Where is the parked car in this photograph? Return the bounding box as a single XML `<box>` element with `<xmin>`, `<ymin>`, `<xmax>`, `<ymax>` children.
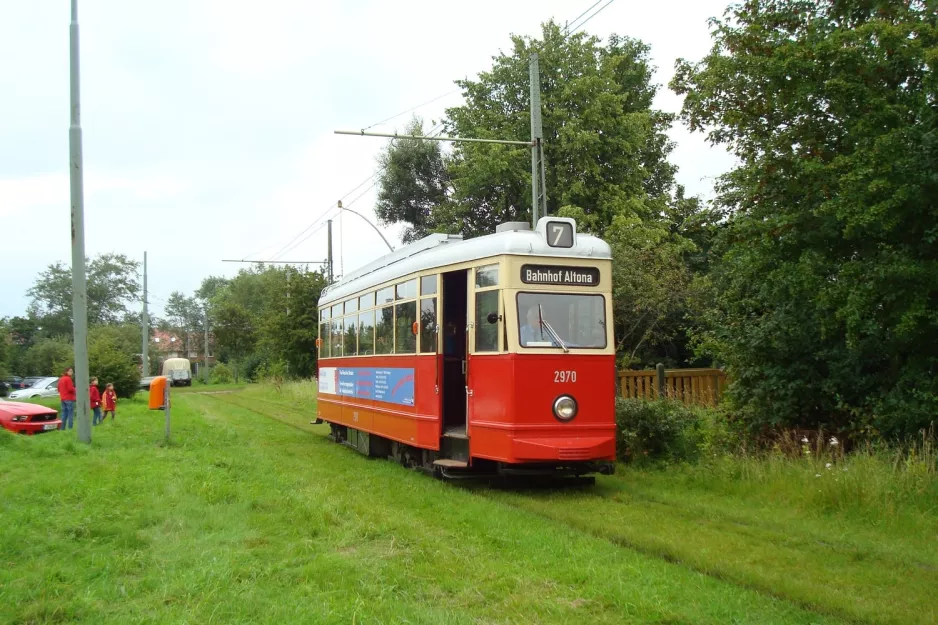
<box><xmin>0</xmin><ymin>381</ymin><xmax>9</xmax><ymax>397</ymax></box>
<box><xmin>22</xmin><ymin>376</ymin><xmax>44</xmax><ymax>388</ymax></box>
<box><xmin>7</xmin><ymin>377</ymin><xmax>60</xmax><ymax>400</ymax></box>
<box><xmin>140</xmin><ymin>376</ymin><xmax>157</xmax><ymax>390</ymax></box>
<box><xmin>3</xmin><ymin>377</ymin><xmax>28</xmax><ymax>391</ymax></box>
<box><xmin>0</xmin><ymin>400</ymin><xmax>61</xmax><ymax>434</ymax></box>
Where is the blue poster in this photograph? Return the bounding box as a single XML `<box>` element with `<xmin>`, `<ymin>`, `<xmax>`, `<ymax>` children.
<box><xmin>334</xmin><ymin>367</ymin><xmax>414</xmax><ymax>406</ymax></box>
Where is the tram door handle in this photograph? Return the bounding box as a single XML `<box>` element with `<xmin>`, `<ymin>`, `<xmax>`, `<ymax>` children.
<box><xmin>461</xmin><ymin>360</ymin><xmax>466</xmax><ymax>375</ymax></box>
<box><xmin>465</xmin><ymin>387</ymin><xmax>473</xmax><ymax>397</ymax></box>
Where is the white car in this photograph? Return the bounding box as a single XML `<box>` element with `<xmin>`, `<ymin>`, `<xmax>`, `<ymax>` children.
<box><xmin>7</xmin><ymin>377</ymin><xmax>60</xmax><ymax>400</ymax></box>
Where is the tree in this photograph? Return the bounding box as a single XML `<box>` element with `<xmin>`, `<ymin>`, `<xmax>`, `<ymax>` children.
<box><xmin>672</xmin><ymin>0</ymin><xmax>938</xmax><ymax>436</ymax></box>
<box><xmin>376</xmin><ymin>117</ymin><xmax>452</xmax><ymax>243</ymax></box>
<box><xmin>27</xmin><ymin>253</ymin><xmax>140</xmax><ymax>335</ymax></box>
<box><xmin>88</xmin><ymin>333</ymin><xmax>140</xmax><ymax>399</ymax></box>
<box><xmin>211</xmin><ymin>301</ymin><xmax>256</xmax><ymax>382</ymax></box>
<box><xmin>377</xmin><ymin>21</ymin><xmax>680</xmax><ymax>240</ymax></box>
<box><xmin>259</xmin><ymin>268</ymin><xmax>327</xmax><ymax>377</ymax></box>
<box><xmin>23</xmin><ymin>337</ymin><xmax>72</xmax><ymax>377</ymax></box>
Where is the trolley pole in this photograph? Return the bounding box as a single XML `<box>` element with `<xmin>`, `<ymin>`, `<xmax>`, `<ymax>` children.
<box><xmin>69</xmin><ymin>0</ymin><xmax>91</xmax><ymax>444</ymax></box>
<box><xmin>141</xmin><ymin>251</ymin><xmax>149</xmax><ymax>376</ymax></box>
<box><xmin>529</xmin><ymin>53</ymin><xmax>547</xmax><ymax>227</ymax></box>
<box><xmin>327</xmin><ymin>219</ymin><xmax>334</xmax><ymax>284</ymax></box>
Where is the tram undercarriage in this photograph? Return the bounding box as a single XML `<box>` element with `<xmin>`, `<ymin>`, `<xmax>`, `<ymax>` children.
<box><xmin>326</xmin><ymin>422</ymin><xmax>615</xmax><ymax>482</ymax></box>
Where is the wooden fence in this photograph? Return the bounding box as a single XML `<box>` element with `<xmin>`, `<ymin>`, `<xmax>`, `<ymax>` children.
<box><xmin>618</xmin><ymin>367</ymin><xmax>727</xmax><ymax>407</ymax></box>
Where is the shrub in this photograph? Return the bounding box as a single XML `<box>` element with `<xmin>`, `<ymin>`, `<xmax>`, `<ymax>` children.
<box><xmin>88</xmin><ymin>336</ymin><xmax>140</xmax><ymax>399</ymax></box>
<box><xmin>615</xmin><ymin>398</ymin><xmax>737</xmax><ymax>464</ymax></box>
<box><xmin>210</xmin><ymin>362</ymin><xmax>234</xmax><ymax>384</ymax></box>
<box><xmin>23</xmin><ymin>337</ymin><xmax>73</xmax><ymax>376</ymax></box>
<box><xmin>257</xmin><ymin>360</ymin><xmax>287</xmax><ymax>393</ymax></box>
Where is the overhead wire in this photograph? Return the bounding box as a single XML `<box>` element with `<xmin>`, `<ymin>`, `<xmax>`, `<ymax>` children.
<box><xmin>274</xmin><ymin>178</ymin><xmax>380</xmax><ymax>262</ymax></box>
<box><xmin>360</xmin><ymin>90</ymin><xmax>460</xmax><ymax>132</ymax></box>
<box><xmin>568</xmin><ymin>0</ymin><xmax>617</xmax><ymax>34</ymax></box>
<box><xmin>564</xmin><ymin>0</ymin><xmax>604</xmax><ymax>33</ymax></box>
<box><xmin>264</xmin><ymin>172</ymin><xmax>378</xmax><ymax>262</ymax></box>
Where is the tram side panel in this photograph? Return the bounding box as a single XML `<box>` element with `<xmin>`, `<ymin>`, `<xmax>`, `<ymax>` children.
<box><xmin>318</xmin><ymin>355</ymin><xmax>441</xmax><ymax>451</ymax></box>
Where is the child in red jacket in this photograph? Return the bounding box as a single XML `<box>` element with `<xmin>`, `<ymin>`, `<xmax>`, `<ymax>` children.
<box><xmin>102</xmin><ymin>383</ymin><xmax>118</xmax><ymax>421</ymax></box>
<box><xmin>90</xmin><ymin>377</ymin><xmax>102</xmax><ymax>425</ymax></box>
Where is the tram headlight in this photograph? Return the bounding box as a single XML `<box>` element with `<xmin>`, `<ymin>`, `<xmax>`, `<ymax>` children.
<box><xmin>552</xmin><ymin>395</ymin><xmax>578</xmax><ymax>421</ymax></box>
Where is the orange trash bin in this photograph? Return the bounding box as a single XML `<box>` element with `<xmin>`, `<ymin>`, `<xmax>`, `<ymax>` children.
<box><xmin>148</xmin><ymin>376</ymin><xmax>168</xmax><ymax>409</ymax></box>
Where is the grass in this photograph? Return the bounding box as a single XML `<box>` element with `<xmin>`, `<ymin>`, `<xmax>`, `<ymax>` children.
<box><xmin>0</xmin><ymin>383</ymin><xmax>933</xmax><ymax>624</ymax></box>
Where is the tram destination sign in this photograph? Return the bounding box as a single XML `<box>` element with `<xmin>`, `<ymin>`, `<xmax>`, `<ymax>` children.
<box><xmin>521</xmin><ymin>264</ymin><xmax>600</xmax><ymax>287</ymax></box>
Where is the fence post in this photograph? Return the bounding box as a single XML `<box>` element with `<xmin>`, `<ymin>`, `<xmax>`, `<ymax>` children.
<box><xmin>656</xmin><ymin>363</ymin><xmax>665</xmax><ymax>399</ymax></box>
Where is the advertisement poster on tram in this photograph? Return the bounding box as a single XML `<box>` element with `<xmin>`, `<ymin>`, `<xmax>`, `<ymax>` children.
<box><xmin>320</xmin><ymin>367</ymin><xmax>414</xmax><ymax>406</ymax></box>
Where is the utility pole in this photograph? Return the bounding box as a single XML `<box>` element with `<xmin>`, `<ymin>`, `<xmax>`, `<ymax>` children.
<box><xmin>141</xmin><ymin>251</ymin><xmax>149</xmax><ymax>376</ymax></box>
<box><xmin>327</xmin><ymin>219</ymin><xmax>334</xmax><ymax>284</ymax></box>
<box><xmin>203</xmin><ymin>307</ymin><xmax>210</xmax><ymax>383</ymax></box>
<box><xmin>529</xmin><ymin>53</ymin><xmax>547</xmax><ymax>226</ymax></box>
<box><xmin>69</xmin><ymin>0</ymin><xmax>91</xmax><ymax>444</ymax></box>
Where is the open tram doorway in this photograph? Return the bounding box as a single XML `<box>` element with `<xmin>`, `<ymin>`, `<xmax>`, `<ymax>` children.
<box><xmin>441</xmin><ymin>269</ymin><xmax>468</xmax><ymax>437</ymax></box>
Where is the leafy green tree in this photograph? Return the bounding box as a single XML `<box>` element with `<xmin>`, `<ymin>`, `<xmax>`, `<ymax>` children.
<box><xmin>88</xmin><ymin>333</ymin><xmax>140</xmax><ymax>399</ymax></box>
<box><xmin>376</xmin><ymin>117</ymin><xmax>452</xmax><ymax>243</ymax></box>
<box><xmin>259</xmin><ymin>267</ymin><xmax>327</xmax><ymax>378</ymax></box>
<box><xmin>27</xmin><ymin>253</ymin><xmax>140</xmax><ymax>336</ymax></box>
<box><xmin>672</xmin><ymin>0</ymin><xmax>938</xmax><ymax>436</ymax></box>
<box><xmin>377</xmin><ymin>21</ymin><xmax>680</xmax><ymax>239</ymax></box>
<box><xmin>23</xmin><ymin>337</ymin><xmax>73</xmax><ymax>377</ymax></box>
<box><xmin>212</xmin><ymin>301</ymin><xmax>256</xmax><ymax>382</ymax></box>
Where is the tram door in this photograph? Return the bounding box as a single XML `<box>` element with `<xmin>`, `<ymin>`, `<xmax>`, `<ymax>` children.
<box><xmin>440</xmin><ymin>269</ymin><xmax>468</xmax><ymax>436</ymax></box>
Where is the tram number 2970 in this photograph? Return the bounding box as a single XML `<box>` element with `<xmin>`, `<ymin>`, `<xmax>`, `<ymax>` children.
<box><xmin>554</xmin><ymin>370</ymin><xmax>577</xmax><ymax>383</ymax></box>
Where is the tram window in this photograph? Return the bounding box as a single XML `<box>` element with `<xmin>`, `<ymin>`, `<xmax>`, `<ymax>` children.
<box><xmin>517</xmin><ymin>292</ymin><xmax>606</xmax><ymax>349</ymax></box>
<box><xmin>420</xmin><ymin>298</ymin><xmax>437</xmax><ymax>353</ymax></box>
<box><xmin>420</xmin><ymin>275</ymin><xmax>437</xmax><ymax>296</ymax></box>
<box><xmin>343</xmin><ymin>317</ymin><xmax>358</xmax><ymax>356</ymax></box>
<box><xmin>319</xmin><ymin>322</ymin><xmax>331</xmax><ymax>358</ymax></box>
<box><xmin>396</xmin><ymin>279</ymin><xmax>417</xmax><ymax>300</ymax></box>
<box><xmin>360</xmin><ymin>291</ymin><xmax>375</xmax><ymax>310</ymax></box>
<box><xmin>331</xmin><ymin>318</ymin><xmax>344</xmax><ymax>357</ymax></box>
<box><xmin>358</xmin><ymin>310</ymin><xmax>375</xmax><ymax>355</ymax></box>
<box><xmin>344</xmin><ymin>298</ymin><xmax>358</xmax><ymax>314</ymax></box>
<box><xmin>377</xmin><ymin>286</ymin><xmax>394</xmax><ymax>305</ymax></box>
<box><xmin>475</xmin><ymin>290</ymin><xmax>499</xmax><ymax>352</ymax></box>
<box><xmin>475</xmin><ymin>264</ymin><xmax>499</xmax><ymax>288</ymax></box>
<box><xmin>375</xmin><ymin>306</ymin><xmax>394</xmax><ymax>355</ymax></box>
<box><xmin>395</xmin><ymin>301</ymin><xmax>417</xmax><ymax>354</ymax></box>
<box><xmin>331</xmin><ymin>304</ymin><xmax>342</xmax><ymax>320</ymax></box>
<box><xmin>320</xmin><ymin>307</ymin><xmax>331</xmax><ymax>321</ymax></box>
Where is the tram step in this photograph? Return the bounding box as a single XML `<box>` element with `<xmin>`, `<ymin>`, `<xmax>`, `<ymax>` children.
<box><xmin>433</xmin><ymin>459</ymin><xmax>469</xmax><ymax>468</ymax></box>
<box><xmin>442</xmin><ymin>427</ymin><xmax>468</xmax><ymax>440</ymax></box>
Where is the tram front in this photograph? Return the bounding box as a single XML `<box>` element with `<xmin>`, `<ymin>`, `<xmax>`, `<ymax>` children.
<box><xmin>466</xmin><ymin>217</ymin><xmax>616</xmax><ymax>476</ymax></box>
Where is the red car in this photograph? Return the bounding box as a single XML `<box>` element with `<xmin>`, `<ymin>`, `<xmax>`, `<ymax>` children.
<box><xmin>0</xmin><ymin>400</ymin><xmax>61</xmax><ymax>435</ymax></box>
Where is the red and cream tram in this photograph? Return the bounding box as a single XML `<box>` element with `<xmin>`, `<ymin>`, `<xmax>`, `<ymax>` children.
<box><xmin>316</xmin><ymin>217</ymin><xmax>615</xmax><ymax>477</ymax></box>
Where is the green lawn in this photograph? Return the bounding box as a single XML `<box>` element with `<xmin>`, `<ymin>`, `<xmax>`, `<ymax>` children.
<box><xmin>0</xmin><ymin>384</ymin><xmax>933</xmax><ymax>624</ymax></box>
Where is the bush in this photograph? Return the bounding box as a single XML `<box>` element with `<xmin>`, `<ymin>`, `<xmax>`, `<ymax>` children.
<box><xmin>23</xmin><ymin>337</ymin><xmax>73</xmax><ymax>376</ymax></box>
<box><xmin>88</xmin><ymin>336</ymin><xmax>140</xmax><ymax>399</ymax></box>
<box><xmin>210</xmin><ymin>362</ymin><xmax>234</xmax><ymax>384</ymax></box>
<box><xmin>257</xmin><ymin>360</ymin><xmax>287</xmax><ymax>393</ymax></box>
<box><xmin>615</xmin><ymin>398</ymin><xmax>737</xmax><ymax>464</ymax></box>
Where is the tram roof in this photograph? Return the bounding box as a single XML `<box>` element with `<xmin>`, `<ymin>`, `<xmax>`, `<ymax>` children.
<box><xmin>319</xmin><ymin>217</ymin><xmax>612</xmax><ymax>306</ymax></box>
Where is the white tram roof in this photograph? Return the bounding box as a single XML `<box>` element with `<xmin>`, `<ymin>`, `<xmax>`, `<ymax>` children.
<box><xmin>320</xmin><ymin>217</ymin><xmax>612</xmax><ymax>306</ymax></box>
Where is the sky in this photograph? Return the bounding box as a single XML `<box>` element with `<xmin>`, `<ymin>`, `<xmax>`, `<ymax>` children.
<box><xmin>0</xmin><ymin>0</ymin><xmax>736</xmax><ymax>320</ymax></box>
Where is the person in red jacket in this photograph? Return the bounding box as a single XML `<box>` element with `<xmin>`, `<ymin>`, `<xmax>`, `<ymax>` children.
<box><xmin>57</xmin><ymin>367</ymin><xmax>76</xmax><ymax>430</ymax></box>
<box><xmin>90</xmin><ymin>377</ymin><xmax>102</xmax><ymax>426</ymax></box>
<box><xmin>102</xmin><ymin>383</ymin><xmax>118</xmax><ymax>421</ymax></box>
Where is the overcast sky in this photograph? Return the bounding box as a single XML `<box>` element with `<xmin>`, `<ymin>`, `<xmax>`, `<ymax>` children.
<box><xmin>0</xmin><ymin>0</ymin><xmax>735</xmax><ymax>320</ymax></box>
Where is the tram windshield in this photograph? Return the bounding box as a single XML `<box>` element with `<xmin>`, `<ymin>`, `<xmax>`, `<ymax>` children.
<box><xmin>517</xmin><ymin>292</ymin><xmax>606</xmax><ymax>349</ymax></box>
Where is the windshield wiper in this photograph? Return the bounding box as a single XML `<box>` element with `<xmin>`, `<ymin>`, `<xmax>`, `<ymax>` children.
<box><xmin>538</xmin><ymin>304</ymin><xmax>569</xmax><ymax>353</ymax></box>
